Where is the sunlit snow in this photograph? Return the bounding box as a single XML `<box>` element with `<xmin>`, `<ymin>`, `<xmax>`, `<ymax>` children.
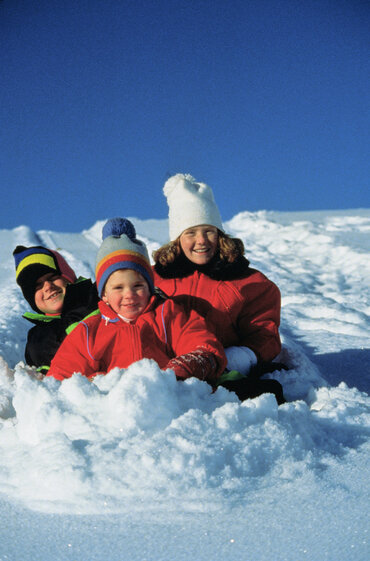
<box><xmin>0</xmin><ymin>209</ymin><xmax>369</xmax><ymax>561</ymax></box>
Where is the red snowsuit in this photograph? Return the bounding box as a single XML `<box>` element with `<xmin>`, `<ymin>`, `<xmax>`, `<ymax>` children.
<box><xmin>153</xmin><ymin>257</ymin><xmax>281</xmax><ymax>363</ymax></box>
<box><xmin>47</xmin><ymin>293</ymin><xmax>226</xmax><ymax>382</ymax></box>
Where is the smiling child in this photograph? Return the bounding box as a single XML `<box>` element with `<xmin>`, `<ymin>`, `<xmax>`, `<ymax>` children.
<box><xmin>13</xmin><ymin>245</ymin><xmax>99</xmax><ymax>374</ymax></box>
<box><xmin>47</xmin><ymin>218</ymin><xmax>226</xmax><ymax>383</ymax></box>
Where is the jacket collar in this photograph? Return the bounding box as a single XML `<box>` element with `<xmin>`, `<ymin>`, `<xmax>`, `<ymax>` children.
<box><xmin>23</xmin><ymin>311</ymin><xmax>60</xmax><ymax>325</ymax></box>
<box><xmin>154</xmin><ymin>253</ymin><xmax>252</xmax><ymax>281</ymax></box>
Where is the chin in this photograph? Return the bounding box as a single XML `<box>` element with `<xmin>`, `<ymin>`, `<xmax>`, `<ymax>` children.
<box><xmin>122</xmin><ymin>309</ymin><xmax>141</xmax><ymax>319</ymax></box>
<box><xmin>192</xmin><ymin>256</ymin><xmax>211</xmax><ymax>265</ymax></box>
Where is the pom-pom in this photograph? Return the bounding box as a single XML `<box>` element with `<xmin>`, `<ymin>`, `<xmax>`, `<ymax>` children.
<box><xmin>163</xmin><ymin>173</ymin><xmax>196</xmax><ymax>198</ymax></box>
<box><xmin>13</xmin><ymin>245</ymin><xmax>28</xmax><ymax>256</ymax></box>
<box><xmin>102</xmin><ymin>218</ymin><xmax>136</xmax><ymax>240</ymax></box>
<box><xmin>163</xmin><ymin>173</ymin><xmax>215</xmax><ymax>202</ymax></box>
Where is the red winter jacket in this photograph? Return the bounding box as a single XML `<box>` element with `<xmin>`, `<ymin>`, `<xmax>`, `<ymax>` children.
<box><xmin>47</xmin><ymin>293</ymin><xmax>226</xmax><ymax>382</ymax></box>
<box><xmin>153</xmin><ymin>255</ymin><xmax>281</xmax><ymax>362</ymax></box>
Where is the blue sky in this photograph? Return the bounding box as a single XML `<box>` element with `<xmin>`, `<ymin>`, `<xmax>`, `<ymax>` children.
<box><xmin>1</xmin><ymin>0</ymin><xmax>369</xmax><ymax>233</ymax></box>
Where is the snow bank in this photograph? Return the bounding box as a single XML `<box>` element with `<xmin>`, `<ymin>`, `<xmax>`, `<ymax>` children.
<box><xmin>0</xmin><ymin>210</ymin><xmax>369</xmax><ymax>560</ymax></box>
<box><xmin>0</xmin><ymin>348</ymin><xmax>368</xmax><ymax>515</ymax></box>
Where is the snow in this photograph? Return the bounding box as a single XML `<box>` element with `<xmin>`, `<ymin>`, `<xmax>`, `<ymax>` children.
<box><xmin>0</xmin><ymin>209</ymin><xmax>369</xmax><ymax>561</ymax></box>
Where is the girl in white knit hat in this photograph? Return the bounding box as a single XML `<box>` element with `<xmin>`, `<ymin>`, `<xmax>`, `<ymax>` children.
<box><xmin>153</xmin><ymin>173</ymin><xmax>287</xmax><ymax>404</ymax></box>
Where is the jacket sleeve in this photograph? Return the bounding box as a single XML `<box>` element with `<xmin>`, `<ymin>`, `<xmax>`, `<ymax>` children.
<box><xmin>237</xmin><ymin>274</ymin><xmax>281</xmax><ymax>362</ymax></box>
<box><xmin>47</xmin><ymin>320</ymin><xmax>100</xmax><ymax>381</ymax></box>
<box><xmin>163</xmin><ymin>300</ymin><xmax>227</xmax><ymax>382</ymax></box>
<box><xmin>25</xmin><ymin>322</ymin><xmax>65</xmax><ymax>371</ymax></box>
<box><xmin>60</xmin><ymin>279</ymin><xmax>99</xmax><ymax>331</ymax></box>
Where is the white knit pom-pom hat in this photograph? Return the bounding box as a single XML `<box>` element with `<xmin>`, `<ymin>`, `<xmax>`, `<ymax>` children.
<box><xmin>163</xmin><ymin>173</ymin><xmax>224</xmax><ymax>241</ymax></box>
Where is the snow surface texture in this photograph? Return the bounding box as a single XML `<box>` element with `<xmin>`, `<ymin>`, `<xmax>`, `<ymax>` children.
<box><xmin>0</xmin><ymin>210</ymin><xmax>369</xmax><ymax>561</ymax></box>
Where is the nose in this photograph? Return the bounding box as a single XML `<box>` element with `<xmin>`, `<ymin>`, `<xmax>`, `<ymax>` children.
<box><xmin>123</xmin><ymin>287</ymin><xmax>135</xmax><ymax>298</ymax></box>
<box><xmin>195</xmin><ymin>232</ymin><xmax>207</xmax><ymax>245</ymax></box>
<box><xmin>42</xmin><ymin>278</ymin><xmax>58</xmax><ymax>292</ymax></box>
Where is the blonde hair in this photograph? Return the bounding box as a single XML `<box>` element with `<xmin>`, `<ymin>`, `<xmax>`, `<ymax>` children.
<box><xmin>153</xmin><ymin>230</ymin><xmax>245</xmax><ymax>266</ymax></box>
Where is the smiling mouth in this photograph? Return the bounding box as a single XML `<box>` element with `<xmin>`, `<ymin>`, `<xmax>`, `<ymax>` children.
<box><xmin>46</xmin><ymin>290</ymin><xmax>63</xmax><ymax>301</ymax></box>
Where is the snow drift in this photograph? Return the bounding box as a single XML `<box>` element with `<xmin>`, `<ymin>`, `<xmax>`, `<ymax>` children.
<box><xmin>0</xmin><ymin>209</ymin><xmax>369</xmax><ymax>561</ymax></box>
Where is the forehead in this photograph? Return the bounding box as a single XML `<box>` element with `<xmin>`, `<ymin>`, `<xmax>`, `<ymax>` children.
<box><xmin>107</xmin><ymin>269</ymin><xmax>147</xmax><ymax>284</ymax></box>
<box><xmin>181</xmin><ymin>224</ymin><xmax>218</xmax><ymax>234</ymax></box>
<box><xmin>36</xmin><ymin>271</ymin><xmax>60</xmax><ymax>283</ymax></box>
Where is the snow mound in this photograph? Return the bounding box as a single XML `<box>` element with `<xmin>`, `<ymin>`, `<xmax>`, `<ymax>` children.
<box><xmin>0</xmin><ymin>348</ymin><xmax>368</xmax><ymax>515</ymax></box>
<box><xmin>0</xmin><ymin>210</ymin><xmax>369</xmax><ymax>561</ymax></box>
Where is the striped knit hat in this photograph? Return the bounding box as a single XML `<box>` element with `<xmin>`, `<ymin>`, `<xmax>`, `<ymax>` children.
<box><xmin>13</xmin><ymin>245</ymin><xmax>77</xmax><ymax>312</ymax></box>
<box><xmin>95</xmin><ymin>218</ymin><xmax>154</xmax><ymax>297</ymax></box>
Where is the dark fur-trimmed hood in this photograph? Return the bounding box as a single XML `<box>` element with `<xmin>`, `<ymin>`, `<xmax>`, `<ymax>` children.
<box><xmin>154</xmin><ymin>253</ymin><xmax>252</xmax><ymax>281</ymax></box>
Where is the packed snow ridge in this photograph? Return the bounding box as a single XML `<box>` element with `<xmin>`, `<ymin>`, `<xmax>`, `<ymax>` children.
<box><xmin>0</xmin><ymin>210</ymin><xmax>369</xmax><ymax>535</ymax></box>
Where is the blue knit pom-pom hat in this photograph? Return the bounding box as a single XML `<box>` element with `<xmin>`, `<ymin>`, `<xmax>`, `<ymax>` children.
<box><xmin>95</xmin><ymin>218</ymin><xmax>154</xmax><ymax>297</ymax></box>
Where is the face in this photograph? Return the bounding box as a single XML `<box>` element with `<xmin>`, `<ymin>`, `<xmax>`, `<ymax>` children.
<box><xmin>34</xmin><ymin>272</ymin><xmax>68</xmax><ymax>314</ymax></box>
<box><xmin>102</xmin><ymin>269</ymin><xmax>151</xmax><ymax>320</ymax></box>
<box><xmin>179</xmin><ymin>224</ymin><xmax>219</xmax><ymax>265</ymax></box>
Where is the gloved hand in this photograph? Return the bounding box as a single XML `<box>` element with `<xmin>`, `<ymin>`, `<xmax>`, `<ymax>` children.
<box><xmin>220</xmin><ymin>377</ymin><xmax>286</xmax><ymax>405</ymax></box>
<box><xmin>167</xmin><ymin>348</ymin><xmax>218</xmax><ymax>382</ymax></box>
<box><xmin>250</xmin><ymin>361</ymin><xmax>289</xmax><ymax>379</ymax></box>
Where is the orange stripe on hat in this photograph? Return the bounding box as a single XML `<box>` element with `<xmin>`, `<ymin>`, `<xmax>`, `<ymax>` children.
<box><xmin>96</xmin><ymin>250</ymin><xmax>152</xmax><ymax>284</ymax></box>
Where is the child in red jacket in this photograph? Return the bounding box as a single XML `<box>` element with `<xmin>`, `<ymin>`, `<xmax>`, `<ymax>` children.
<box><xmin>48</xmin><ymin>218</ymin><xmax>226</xmax><ymax>383</ymax></box>
<box><xmin>153</xmin><ymin>173</ymin><xmax>286</xmax><ymax>404</ymax></box>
